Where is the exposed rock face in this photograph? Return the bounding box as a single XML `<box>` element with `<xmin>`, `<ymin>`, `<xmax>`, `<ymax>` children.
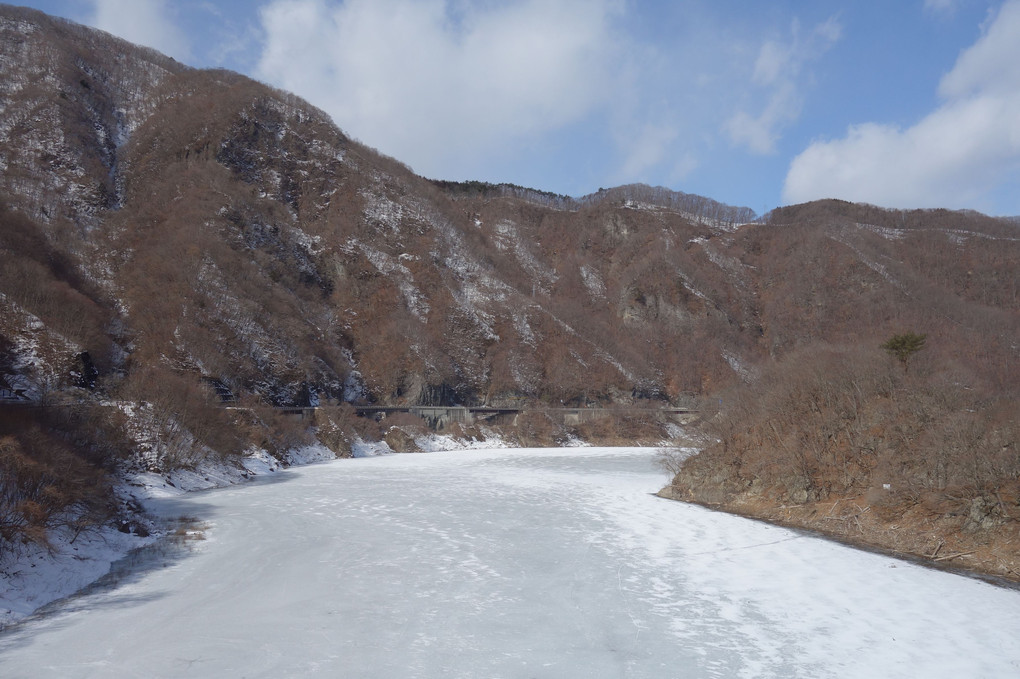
<box><xmin>383</xmin><ymin>427</ymin><xmax>421</xmax><ymax>453</ymax></box>
<box><xmin>963</xmin><ymin>497</ymin><xmax>1006</xmax><ymax>534</ymax></box>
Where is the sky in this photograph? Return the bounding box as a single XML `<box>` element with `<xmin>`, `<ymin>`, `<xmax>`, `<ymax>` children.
<box><xmin>14</xmin><ymin>0</ymin><xmax>1020</xmax><ymax>216</ymax></box>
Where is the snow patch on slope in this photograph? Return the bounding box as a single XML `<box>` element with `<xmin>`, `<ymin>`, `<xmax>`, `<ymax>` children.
<box><xmin>493</xmin><ymin>220</ymin><xmax>557</xmax><ymax>291</ymax></box>
<box><xmin>828</xmin><ymin>230</ymin><xmax>905</xmax><ymax>290</ymax></box>
<box><xmin>855</xmin><ymin>223</ymin><xmax>907</xmax><ymax>240</ymax></box>
<box><xmin>580</xmin><ymin>265</ymin><xmax>607</xmax><ymax>300</ymax></box>
<box><xmin>0</xmin><ymin>292</ymin><xmax>80</xmax><ymax>400</ymax></box>
<box><xmin>722</xmin><ymin>350</ymin><xmax>757</xmax><ymax>383</ymax></box>
<box><xmin>538</xmin><ymin>308</ymin><xmax>636</xmax><ymax>382</ymax></box>
<box><xmin>678</xmin><ymin>271</ymin><xmax>713</xmax><ymax>304</ymax></box>
<box><xmin>692</xmin><ymin>237</ymin><xmax>752</xmax><ymax>288</ymax></box>
<box><xmin>359</xmin><ymin>243</ymin><xmax>430</xmax><ymax>321</ymax></box>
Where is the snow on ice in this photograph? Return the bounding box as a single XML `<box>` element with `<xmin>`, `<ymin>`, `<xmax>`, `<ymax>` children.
<box><xmin>1</xmin><ymin>446</ymin><xmax>1018</xmax><ymax>678</ymax></box>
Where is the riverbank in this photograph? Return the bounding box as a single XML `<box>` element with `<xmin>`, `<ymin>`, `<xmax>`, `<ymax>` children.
<box><xmin>0</xmin><ymin>444</ymin><xmax>336</xmax><ymax>630</ymax></box>
<box><xmin>656</xmin><ymin>485</ymin><xmax>1020</xmax><ymax>586</ymax></box>
<box><xmin>0</xmin><ymin>428</ymin><xmax>520</xmax><ymax>630</ymax></box>
<box><xmin>4</xmin><ymin>446</ymin><xmax>1018</xmax><ymax>678</ymax></box>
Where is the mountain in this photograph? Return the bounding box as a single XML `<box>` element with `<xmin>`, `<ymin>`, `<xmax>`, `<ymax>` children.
<box><xmin>0</xmin><ymin>4</ymin><xmax>771</xmax><ymax>420</ymax></box>
<box><xmin>1</xmin><ymin>5</ymin><xmax>1017</xmax><ymax>578</ymax></box>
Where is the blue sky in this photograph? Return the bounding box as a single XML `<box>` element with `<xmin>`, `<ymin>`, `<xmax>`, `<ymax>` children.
<box><xmin>15</xmin><ymin>0</ymin><xmax>1020</xmax><ymax>216</ymax></box>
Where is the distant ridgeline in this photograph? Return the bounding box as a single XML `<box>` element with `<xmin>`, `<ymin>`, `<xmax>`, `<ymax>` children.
<box><xmin>430</xmin><ymin>180</ymin><xmax>757</xmax><ymax>226</ymax></box>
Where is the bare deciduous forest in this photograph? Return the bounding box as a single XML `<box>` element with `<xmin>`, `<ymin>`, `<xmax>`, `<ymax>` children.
<box><xmin>0</xmin><ymin>6</ymin><xmax>1017</xmax><ymax>578</ymax></box>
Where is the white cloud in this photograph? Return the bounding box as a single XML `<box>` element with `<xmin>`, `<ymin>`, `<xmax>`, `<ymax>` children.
<box><xmin>924</xmin><ymin>0</ymin><xmax>960</xmax><ymax>16</ymax></box>
<box><xmin>88</xmin><ymin>0</ymin><xmax>190</xmax><ymax>61</ymax></box>
<box><xmin>255</xmin><ymin>0</ymin><xmax>622</xmax><ymax>179</ymax></box>
<box><xmin>938</xmin><ymin>2</ymin><xmax>1020</xmax><ymax>98</ymax></box>
<box><xmin>725</xmin><ymin>17</ymin><xmax>841</xmax><ymax>155</ymax></box>
<box><xmin>783</xmin><ymin>0</ymin><xmax>1020</xmax><ymax>211</ymax></box>
<box><xmin>613</xmin><ymin>122</ymin><xmax>680</xmax><ymax>182</ymax></box>
<box><xmin>725</xmin><ymin>82</ymin><xmax>799</xmax><ymax>155</ymax></box>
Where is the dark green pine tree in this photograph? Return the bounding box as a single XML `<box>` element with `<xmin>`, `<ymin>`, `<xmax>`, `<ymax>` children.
<box><xmin>881</xmin><ymin>332</ymin><xmax>927</xmax><ymax>374</ymax></box>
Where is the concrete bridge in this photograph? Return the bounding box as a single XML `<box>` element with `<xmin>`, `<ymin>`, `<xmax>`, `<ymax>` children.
<box><xmin>352</xmin><ymin>405</ymin><xmax>520</xmax><ymax>429</ymax></box>
<box><xmin>273</xmin><ymin>405</ymin><xmax>697</xmax><ymax>430</ymax></box>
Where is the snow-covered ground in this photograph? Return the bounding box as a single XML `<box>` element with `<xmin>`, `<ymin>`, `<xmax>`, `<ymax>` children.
<box><xmin>1</xmin><ymin>447</ymin><xmax>1018</xmax><ymax>678</ymax></box>
<box><xmin>0</xmin><ymin>444</ymin><xmax>336</xmax><ymax>629</ymax></box>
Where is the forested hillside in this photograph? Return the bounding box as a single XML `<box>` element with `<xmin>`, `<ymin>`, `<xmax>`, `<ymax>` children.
<box><xmin>1</xmin><ymin>5</ymin><xmax>1017</xmax><ymax>577</ymax></box>
<box><xmin>660</xmin><ymin>201</ymin><xmax>1019</xmax><ymax>578</ymax></box>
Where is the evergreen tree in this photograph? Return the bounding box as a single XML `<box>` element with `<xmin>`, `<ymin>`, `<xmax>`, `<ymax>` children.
<box><xmin>881</xmin><ymin>333</ymin><xmax>927</xmax><ymax>374</ymax></box>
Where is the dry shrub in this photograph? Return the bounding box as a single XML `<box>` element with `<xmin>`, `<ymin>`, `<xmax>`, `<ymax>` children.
<box><xmin>379</xmin><ymin>413</ymin><xmax>430</xmax><ymax>452</ymax></box>
<box><xmin>37</xmin><ymin>403</ymin><xmax>134</xmax><ymax>467</ymax></box>
<box><xmin>315</xmin><ymin>409</ymin><xmax>355</xmax><ymax>458</ymax></box>
<box><xmin>655</xmin><ymin>447</ymin><xmax>692</xmax><ymax>477</ymax></box>
<box><xmin>0</xmin><ymin>422</ymin><xmax>114</xmax><ymax>559</ymax></box>
<box><xmin>349</xmin><ymin>411</ymin><xmax>384</xmax><ymax>442</ymax></box>
<box><xmin>120</xmin><ymin>368</ymin><xmax>246</xmax><ymax>469</ymax></box>
<box><xmin>514</xmin><ymin>411</ymin><xmax>559</xmax><ymax>447</ymax></box>
<box><xmin>310</xmin><ymin>404</ymin><xmax>391</xmax><ymax>457</ymax></box>
<box><xmin>574</xmin><ymin>410</ymin><xmax>666</xmax><ymax>446</ymax></box>
<box><xmin>442</xmin><ymin>421</ymin><xmax>485</xmax><ymax>442</ymax></box>
<box><xmin>383</xmin><ymin>427</ymin><xmax>420</xmax><ymax>453</ymax></box>
<box><xmin>261</xmin><ymin>411</ymin><xmax>315</xmax><ymax>460</ymax></box>
<box><xmin>680</xmin><ymin>342</ymin><xmax>1019</xmax><ymax>510</ymax></box>
<box><xmin>0</xmin><ymin>206</ymin><xmax>116</xmax><ymax>372</ymax></box>
<box><xmin>380</xmin><ymin>411</ymin><xmax>430</xmax><ymax>432</ymax></box>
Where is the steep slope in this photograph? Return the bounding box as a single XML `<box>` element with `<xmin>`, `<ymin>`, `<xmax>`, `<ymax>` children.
<box><xmin>0</xmin><ymin>5</ymin><xmax>762</xmax><ymax>413</ymax></box>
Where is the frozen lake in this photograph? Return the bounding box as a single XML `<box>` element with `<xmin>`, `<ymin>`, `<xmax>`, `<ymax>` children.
<box><xmin>1</xmin><ymin>447</ymin><xmax>1018</xmax><ymax>678</ymax></box>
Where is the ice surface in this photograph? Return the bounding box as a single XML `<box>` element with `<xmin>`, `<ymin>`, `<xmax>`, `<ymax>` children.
<box><xmin>1</xmin><ymin>447</ymin><xmax>1018</xmax><ymax>678</ymax></box>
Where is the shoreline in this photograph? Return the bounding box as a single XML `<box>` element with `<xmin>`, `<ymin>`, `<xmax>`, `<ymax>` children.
<box><xmin>0</xmin><ymin>432</ymin><xmax>506</xmax><ymax>630</ymax></box>
<box><xmin>0</xmin><ymin>444</ymin><xmax>338</xmax><ymax>631</ymax></box>
<box><xmin>655</xmin><ymin>486</ymin><xmax>1020</xmax><ymax>588</ymax></box>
